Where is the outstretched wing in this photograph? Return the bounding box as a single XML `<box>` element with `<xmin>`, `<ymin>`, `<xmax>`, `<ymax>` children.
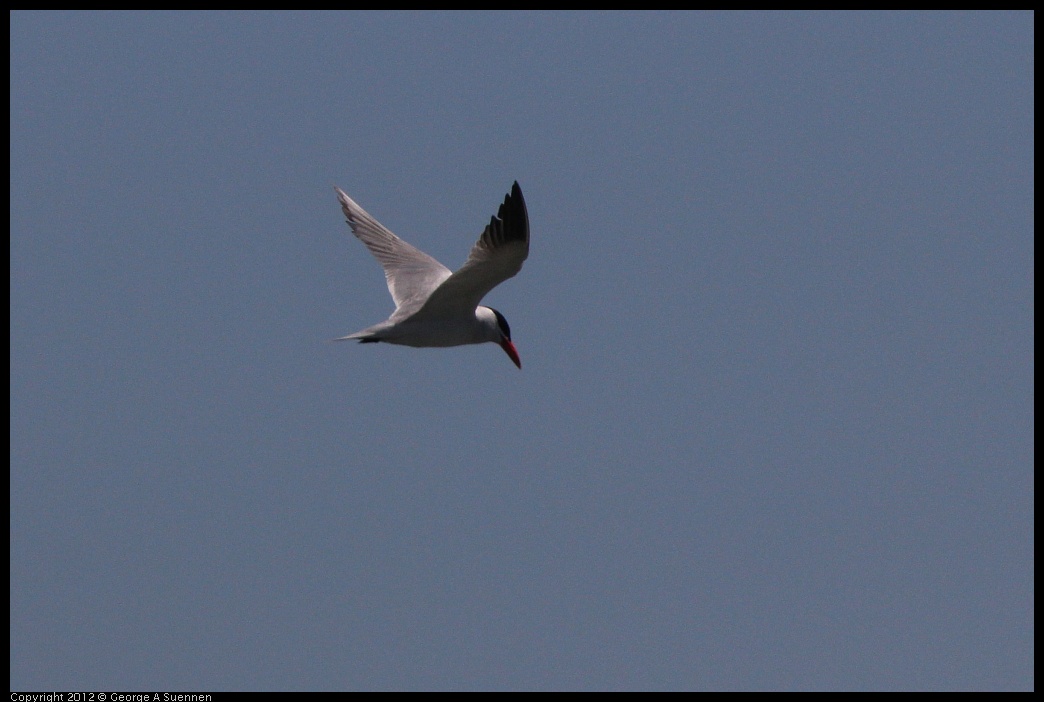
<box><xmin>335</xmin><ymin>186</ymin><xmax>452</xmax><ymax>314</ymax></box>
<box><xmin>417</xmin><ymin>182</ymin><xmax>529</xmax><ymax>316</ymax></box>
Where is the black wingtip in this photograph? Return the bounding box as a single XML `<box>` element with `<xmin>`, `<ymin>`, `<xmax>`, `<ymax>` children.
<box><xmin>494</xmin><ymin>181</ymin><xmax>529</xmax><ymax>244</ymax></box>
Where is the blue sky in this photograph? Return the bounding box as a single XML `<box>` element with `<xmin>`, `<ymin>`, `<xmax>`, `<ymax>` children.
<box><xmin>10</xmin><ymin>11</ymin><xmax>1033</xmax><ymax>691</ymax></box>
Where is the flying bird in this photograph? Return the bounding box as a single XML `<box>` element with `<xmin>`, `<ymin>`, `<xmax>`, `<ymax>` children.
<box><xmin>333</xmin><ymin>182</ymin><xmax>529</xmax><ymax>368</ymax></box>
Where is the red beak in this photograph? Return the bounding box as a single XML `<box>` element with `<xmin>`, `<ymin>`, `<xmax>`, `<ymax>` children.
<box><xmin>500</xmin><ymin>338</ymin><xmax>522</xmax><ymax>369</ymax></box>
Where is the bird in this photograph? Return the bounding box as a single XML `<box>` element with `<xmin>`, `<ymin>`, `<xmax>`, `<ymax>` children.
<box><xmin>333</xmin><ymin>181</ymin><xmax>529</xmax><ymax>368</ymax></box>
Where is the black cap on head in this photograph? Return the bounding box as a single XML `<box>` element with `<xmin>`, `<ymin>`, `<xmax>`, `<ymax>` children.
<box><xmin>490</xmin><ymin>308</ymin><xmax>511</xmax><ymax>340</ymax></box>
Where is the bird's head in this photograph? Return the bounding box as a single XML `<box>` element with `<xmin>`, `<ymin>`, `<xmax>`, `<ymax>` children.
<box><xmin>479</xmin><ymin>306</ymin><xmax>521</xmax><ymax>369</ymax></box>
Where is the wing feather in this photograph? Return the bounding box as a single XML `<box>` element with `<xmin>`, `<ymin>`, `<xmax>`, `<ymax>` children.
<box><xmin>334</xmin><ymin>186</ymin><xmax>451</xmax><ymax>313</ymax></box>
<box><xmin>418</xmin><ymin>182</ymin><xmax>529</xmax><ymax>316</ymax></box>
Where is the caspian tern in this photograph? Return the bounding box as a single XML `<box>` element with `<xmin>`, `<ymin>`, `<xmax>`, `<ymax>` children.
<box><xmin>333</xmin><ymin>182</ymin><xmax>529</xmax><ymax>368</ymax></box>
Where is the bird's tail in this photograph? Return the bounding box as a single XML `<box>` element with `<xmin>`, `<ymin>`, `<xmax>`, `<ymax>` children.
<box><xmin>334</xmin><ymin>334</ymin><xmax>380</xmax><ymax>343</ymax></box>
<box><xmin>334</xmin><ymin>323</ymin><xmax>388</xmax><ymax>343</ymax></box>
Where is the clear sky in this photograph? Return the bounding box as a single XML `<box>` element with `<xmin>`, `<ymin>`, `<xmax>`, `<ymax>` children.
<box><xmin>10</xmin><ymin>11</ymin><xmax>1033</xmax><ymax>691</ymax></box>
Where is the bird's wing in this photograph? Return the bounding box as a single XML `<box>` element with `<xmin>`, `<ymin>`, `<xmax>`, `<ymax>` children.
<box><xmin>335</xmin><ymin>186</ymin><xmax>452</xmax><ymax>313</ymax></box>
<box><xmin>417</xmin><ymin>182</ymin><xmax>529</xmax><ymax>317</ymax></box>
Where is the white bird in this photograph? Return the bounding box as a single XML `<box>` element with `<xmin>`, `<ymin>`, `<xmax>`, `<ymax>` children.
<box><xmin>333</xmin><ymin>181</ymin><xmax>529</xmax><ymax>368</ymax></box>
